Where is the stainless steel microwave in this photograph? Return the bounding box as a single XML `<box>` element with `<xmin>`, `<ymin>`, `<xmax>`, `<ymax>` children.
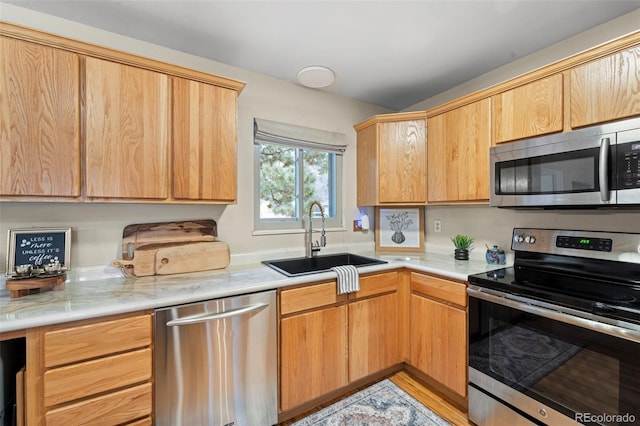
<box><xmin>490</xmin><ymin>117</ymin><xmax>640</xmax><ymax>208</ymax></box>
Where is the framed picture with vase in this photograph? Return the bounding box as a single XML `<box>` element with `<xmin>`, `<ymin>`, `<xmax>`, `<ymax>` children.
<box><xmin>375</xmin><ymin>207</ymin><xmax>424</xmax><ymax>252</ymax></box>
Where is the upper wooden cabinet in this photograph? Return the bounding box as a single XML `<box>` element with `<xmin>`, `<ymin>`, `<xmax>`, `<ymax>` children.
<box><xmin>355</xmin><ymin>112</ymin><xmax>427</xmax><ymax>205</ymax></box>
<box><xmin>0</xmin><ymin>37</ymin><xmax>81</xmax><ymax>198</ymax></box>
<box><xmin>85</xmin><ymin>57</ymin><xmax>170</xmax><ymax>199</ymax></box>
<box><xmin>570</xmin><ymin>46</ymin><xmax>640</xmax><ymax>128</ymax></box>
<box><xmin>0</xmin><ymin>23</ymin><xmax>245</xmax><ymax>204</ymax></box>
<box><xmin>172</xmin><ymin>78</ymin><xmax>238</xmax><ymax>202</ymax></box>
<box><xmin>493</xmin><ymin>74</ymin><xmax>564</xmax><ymax>144</ymax></box>
<box><xmin>427</xmin><ymin>98</ymin><xmax>491</xmax><ymax>203</ymax></box>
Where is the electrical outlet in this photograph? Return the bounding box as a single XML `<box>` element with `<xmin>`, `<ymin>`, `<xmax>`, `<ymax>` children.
<box><xmin>434</xmin><ymin>220</ymin><xmax>442</xmax><ymax>233</ymax></box>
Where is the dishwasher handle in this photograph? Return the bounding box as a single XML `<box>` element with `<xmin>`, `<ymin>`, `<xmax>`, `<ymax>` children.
<box><xmin>166</xmin><ymin>302</ymin><xmax>268</xmax><ymax>326</ymax></box>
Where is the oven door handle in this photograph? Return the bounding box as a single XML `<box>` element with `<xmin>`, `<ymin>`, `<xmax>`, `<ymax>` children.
<box><xmin>467</xmin><ymin>287</ymin><xmax>640</xmax><ymax>343</ymax></box>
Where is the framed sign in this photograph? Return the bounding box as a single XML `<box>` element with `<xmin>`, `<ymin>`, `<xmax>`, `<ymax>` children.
<box><xmin>6</xmin><ymin>228</ymin><xmax>71</xmax><ymax>275</ymax></box>
<box><xmin>375</xmin><ymin>208</ymin><xmax>424</xmax><ymax>252</ymax></box>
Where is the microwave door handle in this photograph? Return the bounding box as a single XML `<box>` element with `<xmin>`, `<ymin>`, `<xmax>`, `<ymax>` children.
<box><xmin>599</xmin><ymin>137</ymin><xmax>610</xmax><ymax>202</ymax></box>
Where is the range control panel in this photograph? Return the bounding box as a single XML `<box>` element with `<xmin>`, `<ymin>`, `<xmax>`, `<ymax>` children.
<box><xmin>511</xmin><ymin>228</ymin><xmax>640</xmax><ymax>261</ymax></box>
<box><xmin>555</xmin><ymin>235</ymin><xmax>612</xmax><ymax>252</ymax></box>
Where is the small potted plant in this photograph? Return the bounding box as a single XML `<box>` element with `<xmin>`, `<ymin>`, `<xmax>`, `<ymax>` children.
<box><xmin>451</xmin><ymin>234</ymin><xmax>473</xmax><ymax>260</ymax></box>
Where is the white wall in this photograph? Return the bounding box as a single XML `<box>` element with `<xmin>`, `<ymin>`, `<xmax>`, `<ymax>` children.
<box><xmin>0</xmin><ymin>4</ymin><xmax>391</xmax><ymax>272</ymax></box>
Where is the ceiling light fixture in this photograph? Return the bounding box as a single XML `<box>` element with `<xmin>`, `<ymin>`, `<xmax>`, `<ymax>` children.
<box><xmin>297</xmin><ymin>65</ymin><xmax>335</xmax><ymax>88</ymax></box>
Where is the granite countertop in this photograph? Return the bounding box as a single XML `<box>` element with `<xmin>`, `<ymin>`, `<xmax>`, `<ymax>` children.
<box><xmin>0</xmin><ymin>251</ymin><xmax>507</xmax><ymax>333</ymax></box>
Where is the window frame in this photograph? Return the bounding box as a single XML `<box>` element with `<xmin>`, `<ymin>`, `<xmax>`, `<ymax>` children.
<box><xmin>253</xmin><ymin>142</ymin><xmax>344</xmax><ymax>232</ymax></box>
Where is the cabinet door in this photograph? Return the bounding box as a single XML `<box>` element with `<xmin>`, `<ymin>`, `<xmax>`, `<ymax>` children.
<box><xmin>427</xmin><ymin>99</ymin><xmax>491</xmax><ymax>203</ymax></box>
<box><xmin>172</xmin><ymin>78</ymin><xmax>237</xmax><ymax>201</ymax></box>
<box><xmin>280</xmin><ymin>305</ymin><xmax>348</xmax><ymax>411</ymax></box>
<box><xmin>0</xmin><ymin>37</ymin><xmax>81</xmax><ymax>197</ymax></box>
<box><xmin>378</xmin><ymin>120</ymin><xmax>426</xmax><ymax>203</ymax></box>
<box><xmin>349</xmin><ymin>292</ymin><xmax>400</xmax><ymax>381</ymax></box>
<box><xmin>571</xmin><ymin>46</ymin><xmax>640</xmax><ymax>128</ymax></box>
<box><xmin>410</xmin><ymin>294</ymin><xmax>466</xmax><ymax>397</ymax></box>
<box><xmin>493</xmin><ymin>74</ymin><xmax>564</xmax><ymax>144</ymax></box>
<box><xmin>356</xmin><ymin>124</ymin><xmax>378</xmax><ymax>205</ymax></box>
<box><xmin>85</xmin><ymin>57</ymin><xmax>169</xmax><ymax>199</ymax></box>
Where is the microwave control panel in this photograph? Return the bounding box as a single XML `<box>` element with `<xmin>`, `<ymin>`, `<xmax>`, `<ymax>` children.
<box><xmin>617</xmin><ymin>141</ymin><xmax>640</xmax><ymax>189</ymax></box>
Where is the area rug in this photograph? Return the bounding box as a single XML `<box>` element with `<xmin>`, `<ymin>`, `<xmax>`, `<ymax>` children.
<box><xmin>291</xmin><ymin>379</ymin><xmax>451</xmax><ymax>426</ymax></box>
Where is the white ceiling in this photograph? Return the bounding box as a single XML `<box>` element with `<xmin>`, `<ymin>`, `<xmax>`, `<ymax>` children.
<box><xmin>6</xmin><ymin>0</ymin><xmax>640</xmax><ymax>110</ymax></box>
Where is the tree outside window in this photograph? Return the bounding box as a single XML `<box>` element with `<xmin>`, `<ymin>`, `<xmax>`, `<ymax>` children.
<box><xmin>256</xmin><ymin>142</ymin><xmax>341</xmax><ymax>230</ymax></box>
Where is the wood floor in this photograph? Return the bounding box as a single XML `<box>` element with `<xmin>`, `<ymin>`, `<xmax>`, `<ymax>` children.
<box><xmin>279</xmin><ymin>370</ymin><xmax>472</xmax><ymax>425</ymax></box>
<box><xmin>390</xmin><ymin>371</ymin><xmax>473</xmax><ymax>426</ymax></box>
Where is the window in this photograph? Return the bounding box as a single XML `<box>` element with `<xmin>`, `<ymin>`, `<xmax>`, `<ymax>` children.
<box><xmin>254</xmin><ymin>119</ymin><xmax>345</xmax><ymax>231</ymax></box>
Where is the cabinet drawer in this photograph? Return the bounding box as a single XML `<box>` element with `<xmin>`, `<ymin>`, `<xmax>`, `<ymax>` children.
<box><xmin>350</xmin><ymin>271</ymin><xmax>398</xmax><ymax>299</ymax></box>
<box><xmin>127</xmin><ymin>417</ymin><xmax>153</xmax><ymax>426</ymax></box>
<box><xmin>280</xmin><ymin>281</ymin><xmax>345</xmax><ymax>315</ymax></box>
<box><xmin>45</xmin><ymin>382</ymin><xmax>152</xmax><ymax>426</ymax></box>
<box><xmin>410</xmin><ymin>273</ymin><xmax>467</xmax><ymax>307</ymax></box>
<box><xmin>44</xmin><ymin>348</ymin><xmax>151</xmax><ymax>407</ymax></box>
<box><xmin>44</xmin><ymin>314</ymin><xmax>151</xmax><ymax>367</ymax></box>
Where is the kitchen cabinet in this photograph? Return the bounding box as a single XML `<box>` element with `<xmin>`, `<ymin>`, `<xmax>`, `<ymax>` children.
<box><xmin>570</xmin><ymin>46</ymin><xmax>640</xmax><ymax>128</ymax></box>
<box><xmin>409</xmin><ymin>272</ymin><xmax>467</xmax><ymax>398</ymax></box>
<box><xmin>172</xmin><ymin>77</ymin><xmax>238</xmax><ymax>202</ymax></box>
<box><xmin>24</xmin><ymin>312</ymin><xmax>153</xmax><ymax>425</ymax></box>
<box><xmin>355</xmin><ymin>112</ymin><xmax>427</xmax><ymax>205</ymax></box>
<box><xmin>0</xmin><ymin>22</ymin><xmax>245</xmax><ymax>204</ymax></box>
<box><xmin>278</xmin><ymin>271</ymin><xmax>400</xmax><ymax>416</ymax></box>
<box><xmin>427</xmin><ymin>99</ymin><xmax>491</xmax><ymax>203</ymax></box>
<box><xmin>85</xmin><ymin>57</ymin><xmax>170</xmax><ymax>200</ymax></box>
<box><xmin>348</xmin><ymin>271</ymin><xmax>401</xmax><ymax>381</ymax></box>
<box><xmin>279</xmin><ymin>281</ymin><xmax>348</xmax><ymax>412</ymax></box>
<box><xmin>0</xmin><ymin>36</ymin><xmax>81</xmax><ymax>198</ymax></box>
<box><xmin>493</xmin><ymin>74</ymin><xmax>564</xmax><ymax>144</ymax></box>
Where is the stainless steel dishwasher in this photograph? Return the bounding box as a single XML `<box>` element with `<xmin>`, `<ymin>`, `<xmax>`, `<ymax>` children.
<box><xmin>154</xmin><ymin>290</ymin><xmax>277</xmax><ymax>426</ymax></box>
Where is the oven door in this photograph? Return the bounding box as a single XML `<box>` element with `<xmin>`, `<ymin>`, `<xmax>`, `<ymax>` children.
<box><xmin>490</xmin><ymin>132</ymin><xmax>616</xmax><ymax>207</ymax></box>
<box><xmin>468</xmin><ymin>287</ymin><xmax>640</xmax><ymax>426</ymax></box>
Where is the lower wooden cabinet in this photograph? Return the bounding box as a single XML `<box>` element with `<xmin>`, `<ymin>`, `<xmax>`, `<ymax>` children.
<box><xmin>278</xmin><ymin>271</ymin><xmax>400</xmax><ymax>413</ymax></box>
<box><xmin>25</xmin><ymin>312</ymin><xmax>153</xmax><ymax>425</ymax></box>
<box><xmin>280</xmin><ymin>304</ymin><xmax>348</xmax><ymax>410</ymax></box>
<box><xmin>409</xmin><ymin>272</ymin><xmax>468</xmax><ymax>398</ymax></box>
<box><xmin>348</xmin><ymin>272</ymin><xmax>400</xmax><ymax>382</ymax></box>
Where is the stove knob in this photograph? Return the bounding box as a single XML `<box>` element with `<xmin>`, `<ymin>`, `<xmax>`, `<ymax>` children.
<box><xmin>514</xmin><ymin>234</ymin><xmax>525</xmax><ymax>243</ymax></box>
<box><xmin>525</xmin><ymin>235</ymin><xmax>536</xmax><ymax>244</ymax></box>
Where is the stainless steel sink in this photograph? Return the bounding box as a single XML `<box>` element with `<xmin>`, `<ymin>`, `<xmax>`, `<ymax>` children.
<box><xmin>262</xmin><ymin>253</ymin><xmax>387</xmax><ymax>277</ymax></box>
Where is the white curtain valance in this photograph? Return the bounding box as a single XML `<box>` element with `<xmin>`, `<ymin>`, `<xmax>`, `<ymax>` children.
<box><xmin>253</xmin><ymin>118</ymin><xmax>347</xmax><ymax>154</ymax></box>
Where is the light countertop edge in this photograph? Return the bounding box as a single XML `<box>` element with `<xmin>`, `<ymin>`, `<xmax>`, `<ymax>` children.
<box><xmin>0</xmin><ymin>252</ymin><xmax>507</xmax><ymax>333</ymax></box>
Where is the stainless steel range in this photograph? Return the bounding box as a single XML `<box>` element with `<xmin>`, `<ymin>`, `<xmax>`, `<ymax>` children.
<box><xmin>467</xmin><ymin>228</ymin><xmax>640</xmax><ymax>426</ymax></box>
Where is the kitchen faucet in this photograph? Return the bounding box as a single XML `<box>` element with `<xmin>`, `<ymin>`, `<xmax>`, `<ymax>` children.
<box><xmin>305</xmin><ymin>201</ymin><xmax>326</xmax><ymax>258</ymax></box>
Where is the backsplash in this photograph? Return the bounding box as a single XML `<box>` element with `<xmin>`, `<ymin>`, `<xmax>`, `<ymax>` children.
<box><xmin>423</xmin><ymin>205</ymin><xmax>639</xmax><ymax>257</ymax></box>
